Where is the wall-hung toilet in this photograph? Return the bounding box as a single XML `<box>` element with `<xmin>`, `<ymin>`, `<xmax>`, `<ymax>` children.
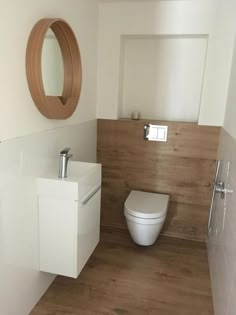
<box><xmin>124</xmin><ymin>190</ymin><xmax>169</xmax><ymax>246</ymax></box>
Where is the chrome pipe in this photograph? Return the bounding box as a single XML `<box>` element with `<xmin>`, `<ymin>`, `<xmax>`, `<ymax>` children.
<box><xmin>208</xmin><ymin>160</ymin><xmax>221</xmax><ymax>232</ymax></box>
<box><xmin>58</xmin><ymin>148</ymin><xmax>73</xmax><ymax>178</ymax></box>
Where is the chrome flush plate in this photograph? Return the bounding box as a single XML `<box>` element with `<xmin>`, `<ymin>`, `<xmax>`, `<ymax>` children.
<box><xmin>144</xmin><ymin>124</ymin><xmax>168</xmax><ymax>142</ymax></box>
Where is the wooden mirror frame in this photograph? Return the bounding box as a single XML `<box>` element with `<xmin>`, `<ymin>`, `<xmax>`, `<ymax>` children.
<box><xmin>26</xmin><ymin>18</ymin><xmax>82</xmax><ymax>119</ymax></box>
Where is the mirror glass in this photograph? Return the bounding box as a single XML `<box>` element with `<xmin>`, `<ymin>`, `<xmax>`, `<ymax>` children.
<box><xmin>41</xmin><ymin>29</ymin><xmax>64</xmax><ymax>96</ymax></box>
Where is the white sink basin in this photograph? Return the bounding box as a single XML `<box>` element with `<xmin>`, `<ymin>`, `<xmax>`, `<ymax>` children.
<box><xmin>37</xmin><ymin>161</ymin><xmax>101</xmax><ymax>202</ymax></box>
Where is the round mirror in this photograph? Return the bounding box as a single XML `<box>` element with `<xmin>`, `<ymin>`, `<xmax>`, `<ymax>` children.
<box><xmin>41</xmin><ymin>29</ymin><xmax>64</xmax><ymax>96</ymax></box>
<box><xmin>26</xmin><ymin>18</ymin><xmax>82</xmax><ymax>119</ymax></box>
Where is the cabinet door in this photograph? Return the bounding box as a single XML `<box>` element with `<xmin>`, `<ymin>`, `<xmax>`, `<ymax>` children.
<box><xmin>76</xmin><ymin>189</ymin><xmax>101</xmax><ymax>276</ymax></box>
<box><xmin>39</xmin><ymin>197</ymin><xmax>77</xmax><ymax>277</ymax></box>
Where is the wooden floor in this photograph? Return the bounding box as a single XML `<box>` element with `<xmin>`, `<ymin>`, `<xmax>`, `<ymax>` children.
<box><xmin>31</xmin><ymin>228</ymin><xmax>213</xmax><ymax>315</ymax></box>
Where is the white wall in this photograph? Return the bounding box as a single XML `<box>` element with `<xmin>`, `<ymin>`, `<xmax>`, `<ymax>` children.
<box><xmin>97</xmin><ymin>0</ymin><xmax>235</xmax><ymax>126</ymax></box>
<box><xmin>0</xmin><ymin>0</ymin><xmax>98</xmax><ymax>141</ymax></box>
<box><xmin>120</xmin><ymin>35</ymin><xmax>208</xmax><ymax>122</ymax></box>
<box><xmin>208</xmin><ymin>2</ymin><xmax>236</xmax><ymax>314</ymax></box>
<box><xmin>0</xmin><ymin>121</ymin><xmax>97</xmax><ymax>315</ymax></box>
<box><xmin>199</xmin><ymin>1</ymin><xmax>236</xmax><ymax>126</ymax></box>
<box><xmin>0</xmin><ymin>0</ymin><xmax>99</xmax><ymax>314</ymax></box>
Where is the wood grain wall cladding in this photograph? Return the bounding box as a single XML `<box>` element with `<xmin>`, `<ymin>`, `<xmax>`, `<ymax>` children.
<box><xmin>97</xmin><ymin>119</ymin><xmax>221</xmax><ymax>242</ymax></box>
<box><xmin>98</xmin><ymin>119</ymin><xmax>220</xmax><ymax>160</ymax></box>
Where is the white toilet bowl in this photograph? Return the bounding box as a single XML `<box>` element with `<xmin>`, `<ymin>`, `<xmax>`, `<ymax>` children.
<box><xmin>124</xmin><ymin>190</ymin><xmax>169</xmax><ymax>246</ymax></box>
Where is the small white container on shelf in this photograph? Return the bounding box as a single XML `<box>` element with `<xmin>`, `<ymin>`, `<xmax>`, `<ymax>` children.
<box><xmin>131</xmin><ymin>111</ymin><xmax>140</xmax><ymax>120</ymax></box>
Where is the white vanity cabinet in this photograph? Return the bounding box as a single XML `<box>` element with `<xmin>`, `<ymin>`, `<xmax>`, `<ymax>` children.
<box><xmin>37</xmin><ymin>161</ymin><xmax>101</xmax><ymax>278</ymax></box>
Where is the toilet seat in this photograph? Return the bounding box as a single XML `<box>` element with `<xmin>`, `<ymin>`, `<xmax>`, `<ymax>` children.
<box><xmin>124</xmin><ymin>211</ymin><xmax>166</xmax><ymax>225</ymax></box>
<box><xmin>124</xmin><ymin>190</ymin><xmax>169</xmax><ymax>219</ymax></box>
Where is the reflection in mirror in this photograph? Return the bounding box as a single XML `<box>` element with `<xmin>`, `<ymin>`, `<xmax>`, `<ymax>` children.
<box><xmin>41</xmin><ymin>29</ymin><xmax>64</xmax><ymax>96</ymax></box>
<box><xmin>26</xmin><ymin>18</ymin><xmax>82</xmax><ymax>119</ymax></box>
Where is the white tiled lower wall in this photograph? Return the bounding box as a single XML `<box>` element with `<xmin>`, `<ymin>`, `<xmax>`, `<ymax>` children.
<box><xmin>208</xmin><ymin>129</ymin><xmax>236</xmax><ymax>315</ymax></box>
<box><xmin>0</xmin><ymin>120</ymin><xmax>97</xmax><ymax>315</ymax></box>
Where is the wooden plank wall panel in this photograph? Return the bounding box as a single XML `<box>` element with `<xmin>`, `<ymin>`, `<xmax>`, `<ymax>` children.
<box><xmin>163</xmin><ymin>202</ymin><xmax>210</xmax><ymax>242</ymax></box>
<box><xmin>97</xmin><ymin>119</ymin><xmax>220</xmax><ymax>242</ymax></box>
<box><xmin>98</xmin><ymin>119</ymin><xmax>220</xmax><ymax>160</ymax></box>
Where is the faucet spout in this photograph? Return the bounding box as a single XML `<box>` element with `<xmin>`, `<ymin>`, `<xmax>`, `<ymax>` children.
<box><xmin>58</xmin><ymin>148</ymin><xmax>73</xmax><ymax>178</ymax></box>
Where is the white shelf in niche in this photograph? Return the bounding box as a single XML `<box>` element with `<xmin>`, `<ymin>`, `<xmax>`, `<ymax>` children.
<box><xmin>118</xmin><ymin>34</ymin><xmax>208</xmax><ymax>122</ymax></box>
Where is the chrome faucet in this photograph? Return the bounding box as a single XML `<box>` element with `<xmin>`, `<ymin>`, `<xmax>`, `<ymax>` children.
<box><xmin>58</xmin><ymin>147</ymin><xmax>73</xmax><ymax>178</ymax></box>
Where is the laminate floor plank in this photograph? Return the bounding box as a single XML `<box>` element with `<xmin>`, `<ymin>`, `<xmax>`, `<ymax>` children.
<box><xmin>31</xmin><ymin>228</ymin><xmax>213</xmax><ymax>315</ymax></box>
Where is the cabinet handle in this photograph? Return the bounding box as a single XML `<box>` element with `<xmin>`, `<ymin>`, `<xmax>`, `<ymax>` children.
<box><xmin>82</xmin><ymin>186</ymin><xmax>101</xmax><ymax>205</ymax></box>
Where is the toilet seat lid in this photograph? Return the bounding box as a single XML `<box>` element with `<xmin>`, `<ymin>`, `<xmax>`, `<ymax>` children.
<box><xmin>124</xmin><ymin>190</ymin><xmax>169</xmax><ymax>219</ymax></box>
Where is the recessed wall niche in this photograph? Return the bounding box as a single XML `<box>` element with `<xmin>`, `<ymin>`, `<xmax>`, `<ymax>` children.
<box><xmin>118</xmin><ymin>35</ymin><xmax>208</xmax><ymax>122</ymax></box>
